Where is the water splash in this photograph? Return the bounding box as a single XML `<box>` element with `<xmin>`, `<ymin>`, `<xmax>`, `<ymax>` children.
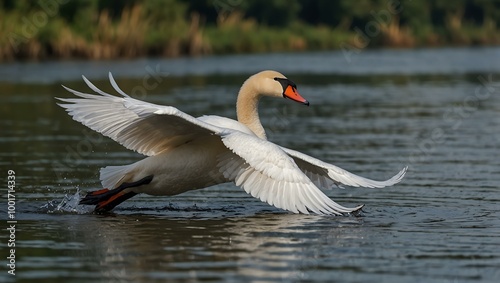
<box><xmin>40</xmin><ymin>189</ymin><xmax>94</xmax><ymax>214</ymax></box>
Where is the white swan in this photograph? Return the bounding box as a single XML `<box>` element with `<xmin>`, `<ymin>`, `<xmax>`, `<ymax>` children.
<box><xmin>57</xmin><ymin>70</ymin><xmax>407</xmax><ymax>215</ymax></box>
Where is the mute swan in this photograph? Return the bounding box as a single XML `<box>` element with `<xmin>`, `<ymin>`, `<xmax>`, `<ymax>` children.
<box><xmin>57</xmin><ymin>70</ymin><xmax>407</xmax><ymax>215</ymax></box>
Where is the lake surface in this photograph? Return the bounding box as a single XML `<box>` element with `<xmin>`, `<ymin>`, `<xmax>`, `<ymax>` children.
<box><xmin>1</xmin><ymin>47</ymin><xmax>500</xmax><ymax>282</ymax></box>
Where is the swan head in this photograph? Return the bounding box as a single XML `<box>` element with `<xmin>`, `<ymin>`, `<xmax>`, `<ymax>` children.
<box><xmin>250</xmin><ymin>70</ymin><xmax>309</xmax><ymax>106</ymax></box>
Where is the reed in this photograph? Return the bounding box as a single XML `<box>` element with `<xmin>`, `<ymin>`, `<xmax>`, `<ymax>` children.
<box><xmin>379</xmin><ymin>17</ymin><xmax>415</xmax><ymax>48</ymax></box>
<box><xmin>0</xmin><ymin>3</ymin><xmax>196</xmax><ymax>60</ymax></box>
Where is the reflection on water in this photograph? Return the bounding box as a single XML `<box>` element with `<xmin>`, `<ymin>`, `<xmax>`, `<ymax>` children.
<box><xmin>1</xmin><ymin>48</ymin><xmax>500</xmax><ymax>282</ymax></box>
<box><xmin>18</xmin><ymin>213</ymin><xmax>364</xmax><ymax>282</ymax></box>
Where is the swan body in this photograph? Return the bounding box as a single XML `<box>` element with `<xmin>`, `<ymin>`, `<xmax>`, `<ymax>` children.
<box><xmin>57</xmin><ymin>70</ymin><xmax>407</xmax><ymax>215</ymax></box>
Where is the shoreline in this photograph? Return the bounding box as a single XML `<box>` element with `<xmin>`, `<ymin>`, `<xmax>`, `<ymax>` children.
<box><xmin>3</xmin><ymin>37</ymin><xmax>500</xmax><ymax>63</ymax></box>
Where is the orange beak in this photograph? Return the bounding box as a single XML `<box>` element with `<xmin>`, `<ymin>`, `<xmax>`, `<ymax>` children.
<box><xmin>283</xmin><ymin>85</ymin><xmax>309</xmax><ymax>106</ymax></box>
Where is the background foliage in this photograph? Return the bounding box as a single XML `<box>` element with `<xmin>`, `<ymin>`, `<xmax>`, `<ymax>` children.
<box><xmin>1</xmin><ymin>0</ymin><xmax>500</xmax><ymax>60</ymax></box>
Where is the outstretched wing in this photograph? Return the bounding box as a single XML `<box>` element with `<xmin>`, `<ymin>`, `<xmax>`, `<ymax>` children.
<box><xmin>281</xmin><ymin>147</ymin><xmax>407</xmax><ymax>189</ymax></box>
<box><xmin>219</xmin><ymin>132</ymin><xmax>364</xmax><ymax>215</ymax></box>
<box><xmin>57</xmin><ymin>73</ymin><xmax>224</xmax><ymax>156</ymax></box>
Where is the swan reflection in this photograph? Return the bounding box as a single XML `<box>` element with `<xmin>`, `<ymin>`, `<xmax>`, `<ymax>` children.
<box><xmin>63</xmin><ymin>213</ymin><xmax>364</xmax><ymax>281</ymax></box>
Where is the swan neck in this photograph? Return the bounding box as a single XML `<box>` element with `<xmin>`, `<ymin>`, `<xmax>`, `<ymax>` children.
<box><xmin>236</xmin><ymin>81</ymin><xmax>266</xmax><ymax>139</ymax></box>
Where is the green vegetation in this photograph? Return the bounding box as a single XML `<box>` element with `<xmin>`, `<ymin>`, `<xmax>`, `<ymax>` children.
<box><xmin>1</xmin><ymin>0</ymin><xmax>500</xmax><ymax>61</ymax></box>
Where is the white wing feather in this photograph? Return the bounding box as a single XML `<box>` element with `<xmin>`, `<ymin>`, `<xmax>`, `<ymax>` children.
<box><xmin>281</xmin><ymin>147</ymin><xmax>407</xmax><ymax>189</ymax></box>
<box><xmin>57</xmin><ymin>75</ymin><xmax>223</xmax><ymax>156</ymax></box>
<box><xmin>220</xmin><ymin>132</ymin><xmax>364</xmax><ymax>215</ymax></box>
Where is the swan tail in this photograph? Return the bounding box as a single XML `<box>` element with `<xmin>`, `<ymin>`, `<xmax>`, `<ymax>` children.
<box><xmin>100</xmin><ymin>164</ymin><xmax>135</xmax><ymax>190</ymax></box>
<box><xmin>80</xmin><ymin>175</ymin><xmax>153</xmax><ymax>212</ymax></box>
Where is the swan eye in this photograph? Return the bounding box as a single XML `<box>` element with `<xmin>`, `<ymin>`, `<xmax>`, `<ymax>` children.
<box><xmin>274</xmin><ymin>77</ymin><xmax>297</xmax><ymax>93</ymax></box>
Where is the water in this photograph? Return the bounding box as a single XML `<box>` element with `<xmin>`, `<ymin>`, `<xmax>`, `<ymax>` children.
<box><xmin>1</xmin><ymin>47</ymin><xmax>500</xmax><ymax>282</ymax></box>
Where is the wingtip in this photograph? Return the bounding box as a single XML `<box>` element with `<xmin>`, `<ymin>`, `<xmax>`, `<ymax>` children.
<box><xmin>372</xmin><ymin>165</ymin><xmax>408</xmax><ymax>188</ymax></box>
<box><xmin>81</xmin><ymin>75</ymin><xmax>93</xmax><ymax>89</ymax></box>
<box><xmin>349</xmin><ymin>204</ymin><xmax>364</xmax><ymax>217</ymax></box>
<box><xmin>61</xmin><ymin>84</ymin><xmax>70</xmax><ymax>91</ymax></box>
<box><xmin>108</xmin><ymin>72</ymin><xmax>115</xmax><ymax>83</ymax></box>
<box><xmin>398</xmin><ymin>166</ymin><xmax>409</xmax><ymax>180</ymax></box>
<box><xmin>55</xmin><ymin>101</ymin><xmax>71</xmax><ymax>110</ymax></box>
<box><xmin>108</xmin><ymin>72</ymin><xmax>130</xmax><ymax>98</ymax></box>
<box><xmin>55</xmin><ymin>97</ymin><xmax>75</xmax><ymax>105</ymax></box>
<box><xmin>387</xmin><ymin>166</ymin><xmax>408</xmax><ymax>185</ymax></box>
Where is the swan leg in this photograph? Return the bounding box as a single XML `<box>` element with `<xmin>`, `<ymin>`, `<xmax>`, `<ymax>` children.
<box><xmin>80</xmin><ymin>175</ymin><xmax>153</xmax><ymax>212</ymax></box>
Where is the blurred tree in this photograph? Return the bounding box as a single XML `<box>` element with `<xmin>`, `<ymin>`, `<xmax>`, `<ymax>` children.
<box><xmin>242</xmin><ymin>0</ymin><xmax>301</xmax><ymax>26</ymax></box>
<box><xmin>186</xmin><ymin>0</ymin><xmax>220</xmax><ymax>24</ymax></box>
<box><xmin>298</xmin><ymin>0</ymin><xmax>346</xmax><ymax>27</ymax></box>
<box><xmin>187</xmin><ymin>0</ymin><xmax>302</xmax><ymax>26</ymax></box>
